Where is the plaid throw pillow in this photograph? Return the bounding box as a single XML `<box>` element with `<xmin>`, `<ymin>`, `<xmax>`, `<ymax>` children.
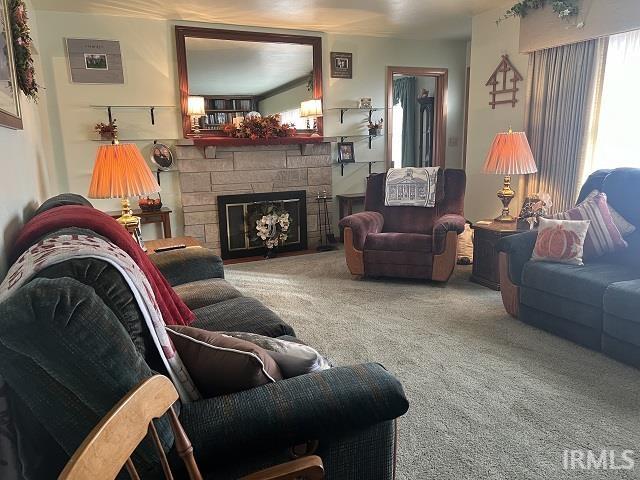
<box><xmin>584</xmin><ymin>190</ymin><xmax>636</xmax><ymax>236</ymax></box>
<box><xmin>553</xmin><ymin>192</ymin><xmax>627</xmax><ymax>259</ymax></box>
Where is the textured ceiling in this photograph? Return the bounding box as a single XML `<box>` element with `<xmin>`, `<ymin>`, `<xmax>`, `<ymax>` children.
<box><xmin>30</xmin><ymin>0</ymin><xmax>509</xmax><ymax>40</ymax></box>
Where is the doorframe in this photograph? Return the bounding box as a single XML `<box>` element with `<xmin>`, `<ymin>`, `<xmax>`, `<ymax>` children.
<box><xmin>385</xmin><ymin>66</ymin><xmax>448</xmax><ymax>171</ymax></box>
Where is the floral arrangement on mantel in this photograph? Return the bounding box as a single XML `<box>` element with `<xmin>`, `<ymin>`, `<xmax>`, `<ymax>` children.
<box><xmin>497</xmin><ymin>0</ymin><xmax>579</xmax><ymax>24</ymax></box>
<box><xmin>9</xmin><ymin>0</ymin><xmax>38</xmax><ymax>100</ymax></box>
<box><xmin>254</xmin><ymin>204</ymin><xmax>291</xmax><ymax>256</ymax></box>
<box><xmin>223</xmin><ymin>114</ymin><xmax>296</xmax><ymax>140</ymax></box>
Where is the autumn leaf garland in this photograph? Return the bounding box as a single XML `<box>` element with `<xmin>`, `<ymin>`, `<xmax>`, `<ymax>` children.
<box><xmin>9</xmin><ymin>0</ymin><xmax>38</xmax><ymax>100</ymax></box>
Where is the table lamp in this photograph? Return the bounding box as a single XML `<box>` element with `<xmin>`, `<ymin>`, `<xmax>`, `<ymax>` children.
<box><xmin>89</xmin><ymin>141</ymin><xmax>161</xmax><ymax>247</ymax></box>
<box><xmin>187</xmin><ymin>95</ymin><xmax>206</xmax><ymax>135</ymax></box>
<box><xmin>300</xmin><ymin>99</ymin><xmax>323</xmax><ymax>136</ymax></box>
<box><xmin>482</xmin><ymin>129</ymin><xmax>537</xmax><ymax>222</ymax></box>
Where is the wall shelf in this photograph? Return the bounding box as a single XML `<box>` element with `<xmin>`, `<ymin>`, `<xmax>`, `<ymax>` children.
<box><xmin>328</xmin><ymin>107</ymin><xmax>387</xmax><ymax>124</ymax></box>
<box><xmin>337</xmin><ymin>160</ymin><xmax>384</xmax><ymax>176</ymax></box>
<box><xmin>336</xmin><ymin>134</ymin><xmax>383</xmax><ymax>149</ymax></box>
<box><xmin>90</xmin><ymin>105</ymin><xmax>177</xmax><ymax>125</ymax></box>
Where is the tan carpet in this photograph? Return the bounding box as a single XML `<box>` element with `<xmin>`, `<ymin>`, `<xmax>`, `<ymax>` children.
<box><xmin>225</xmin><ymin>250</ymin><xmax>640</xmax><ymax>480</ymax></box>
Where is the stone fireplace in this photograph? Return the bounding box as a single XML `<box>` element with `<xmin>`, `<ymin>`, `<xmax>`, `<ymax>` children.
<box><xmin>175</xmin><ymin>142</ymin><xmax>332</xmax><ymax>255</ymax></box>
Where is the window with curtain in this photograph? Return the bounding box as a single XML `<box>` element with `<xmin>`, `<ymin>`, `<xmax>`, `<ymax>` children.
<box><xmin>584</xmin><ymin>28</ymin><xmax>640</xmax><ymax>178</ymax></box>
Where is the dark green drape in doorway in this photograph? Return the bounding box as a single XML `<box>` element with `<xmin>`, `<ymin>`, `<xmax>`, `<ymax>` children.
<box><xmin>393</xmin><ymin>77</ymin><xmax>417</xmax><ymax>167</ymax></box>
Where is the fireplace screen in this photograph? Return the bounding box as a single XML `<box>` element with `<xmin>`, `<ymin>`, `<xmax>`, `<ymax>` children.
<box><xmin>218</xmin><ymin>190</ymin><xmax>307</xmax><ymax>259</ymax></box>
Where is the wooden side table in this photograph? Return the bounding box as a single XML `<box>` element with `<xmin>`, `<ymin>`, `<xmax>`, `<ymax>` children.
<box><xmin>471</xmin><ymin>220</ymin><xmax>528</xmax><ymax>290</ymax></box>
<box><xmin>107</xmin><ymin>207</ymin><xmax>172</xmax><ymax>238</ymax></box>
<box><xmin>336</xmin><ymin>193</ymin><xmax>366</xmax><ymax>242</ymax></box>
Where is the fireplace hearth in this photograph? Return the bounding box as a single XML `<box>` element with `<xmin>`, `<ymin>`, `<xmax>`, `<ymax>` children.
<box><xmin>218</xmin><ymin>190</ymin><xmax>308</xmax><ymax>259</ymax></box>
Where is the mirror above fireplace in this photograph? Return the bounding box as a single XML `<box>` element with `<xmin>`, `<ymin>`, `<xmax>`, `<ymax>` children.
<box><xmin>176</xmin><ymin>26</ymin><xmax>323</xmax><ymax>140</ymax></box>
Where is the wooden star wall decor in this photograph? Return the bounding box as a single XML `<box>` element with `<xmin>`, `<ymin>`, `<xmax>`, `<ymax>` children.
<box><xmin>486</xmin><ymin>54</ymin><xmax>523</xmax><ymax>109</ymax></box>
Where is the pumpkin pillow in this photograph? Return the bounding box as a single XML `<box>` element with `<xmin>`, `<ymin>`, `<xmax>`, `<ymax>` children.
<box><xmin>531</xmin><ymin>217</ymin><xmax>590</xmax><ymax>265</ymax></box>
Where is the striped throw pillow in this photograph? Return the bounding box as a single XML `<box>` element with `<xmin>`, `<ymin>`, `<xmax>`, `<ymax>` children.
<box><xmin>584</xmin><ymin>190</ymin><xmax>636</xmax><ymax>236</ymax></box>
<box><xmin>553</xmin><ymin>192</ymin><xmax>627</xmax><ymax>259</ymax></box>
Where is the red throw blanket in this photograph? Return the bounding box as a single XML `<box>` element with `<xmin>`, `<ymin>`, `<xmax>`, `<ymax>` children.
<box><xmin>10</xmin><ymin>205</ymin><xmax>194</xmax><ymax>326</ymax></box>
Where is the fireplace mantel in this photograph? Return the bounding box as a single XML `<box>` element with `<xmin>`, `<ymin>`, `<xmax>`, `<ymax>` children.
<box><xmin>190</xmin><ymin>136</ymin><xmax>333</xmax><ymax>147</ymax></box>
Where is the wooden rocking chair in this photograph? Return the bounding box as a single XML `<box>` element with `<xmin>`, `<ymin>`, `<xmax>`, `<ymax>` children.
<box><xmin>58</xmin><ymin>375</ymin><xmax>324</xmax><ymax>480</ymax></box>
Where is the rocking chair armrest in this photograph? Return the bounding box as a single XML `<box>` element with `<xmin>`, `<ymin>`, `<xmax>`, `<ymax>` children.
<box><xmin>338</xmin><ymin>212</ymin><xmax>384</xmax><ymax>250</ymax></box>
<box><xmin>240</xmin><ymin>455</ymin><xmax>324</xmax><ymax>480</ymax></box>
<box><xmin>432</xmin><ymin>214</ymin><xmax>466</xmax><ymax>255</ymax></box>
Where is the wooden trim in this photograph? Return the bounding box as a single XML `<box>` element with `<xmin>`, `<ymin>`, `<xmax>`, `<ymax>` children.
<box><xmin>385</xmin><ymin>66</ymin><xmax>448</xmax><ymax>171</ymax></box>
<box><xmin>343</xmin><ymin>227</ymin><xmax>364</xmax><ymax>276</ymax></box>
<box><xmin>0</xmin><ymin>110</ymin><xmax>23</xmax><ymax>130</ymax></box>
<box><xmin>498</xmin><ymin>252</ymin><xmax>520</xmax><ymax>318</ymax></box>
<box><xmin>431</xmin><ymin>231</ymin><xmax>457</xmax><ymax>282</ymax></box>
<box><xmin>462</xmin><ymin>66</ymin><xmax>470</xmax><ymax>170</ymax></box>
<box><xmin>175</xmin><ymin>26</ymin><xmax>323</xmax><ymax>140</ymax></box>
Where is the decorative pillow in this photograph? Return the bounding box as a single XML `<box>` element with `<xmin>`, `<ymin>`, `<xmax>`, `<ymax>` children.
<box><xmin>584</xmin><ymin>190</ymin><xmax>636</xmax><ymax>236</ymax></box>
<box><xmin>225</xmin><ymin>332</ymin><xmax>332</xmax><ymax>378</ymax></box>
<box><xmin>553</xmin><ymin>192</ymin><xmax>627</xmax><ymax>259</ymax></box>
<box><xmin>166</xmin><ymin>325</ymin><xmax>282</xmax><ymax>397</ymax></box>
<box><xmin>531</xmin><ymin>217</ymin><xmax>590</xmax><ymax>265</ymax></box>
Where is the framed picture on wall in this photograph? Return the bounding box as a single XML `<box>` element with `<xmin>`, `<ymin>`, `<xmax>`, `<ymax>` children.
<box><xmin>66</xmin><ymin>38</ymin><xmax>124</xmax><ymax>84</ymax></box>
<box><xmin>330</xmin><ymin>52</ymin><xmax>352</xmax><ymax>79</ymax></box>
<box><xmin>337</xmin><ymin>142</ymin><xmax>355</xmax><ymax>163</ymax></box>
<box><xmin>0</xmin><ymin>0</ymin><xmax>22</xmax><ymax>129</ymax></box>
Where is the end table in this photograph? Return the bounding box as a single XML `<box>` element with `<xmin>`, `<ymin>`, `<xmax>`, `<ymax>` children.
<box><xmin>471</xmin><ymin>220</ymin><xmax>529</xmax><ymax>290</ymax></box>
<box><xmin>107</xmin><ymin>207</ymin><xmax>172</xmax><ymax>238</ymax></box>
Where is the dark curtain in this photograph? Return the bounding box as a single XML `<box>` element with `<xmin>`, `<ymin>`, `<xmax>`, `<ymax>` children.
<box><xmin>524</xmin><ymin>38</ymin><xmax>607</xmax><ymax>212</ymax></box>
<box><xmin>393</xmin><ymin>77</ymin><xmax>417</xmax><ymax>167</ymax></box>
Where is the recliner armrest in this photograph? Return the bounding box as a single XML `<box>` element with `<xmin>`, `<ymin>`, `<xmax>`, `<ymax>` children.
<box><xmin>150</xmin><ymin>247</ymin><xmax>225</xmax><ymax>286</ymax></box>
<box><xmin>180</xmin><ymin>363</ymin><xmax>408</xmax><ymax>456</ymax></box>
<box><xmin>432</xmin><ymin>214</ymin><xmax>465</xmax><ymax>254</ymax></box>
<box><xmin>496</xmin><ymin>230</ymin><xmax>538</xmax><ymax>286</ymax></box>
<box><xmin>339</xmin><ymin>212</ymin><xmax>384</xmax><ymax>250</ymax></box>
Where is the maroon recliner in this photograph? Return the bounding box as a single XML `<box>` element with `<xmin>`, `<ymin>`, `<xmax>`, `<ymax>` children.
<box><xmin>339</xmin><ymin>169</ymin><xmax>466</xmax><ymax>281</ymax></box>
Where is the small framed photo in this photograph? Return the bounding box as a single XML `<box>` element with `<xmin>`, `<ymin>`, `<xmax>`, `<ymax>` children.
<box><xmin>330</xmin><ymin>52</ymin><xmax>352</xmax><ymax>79</ymax></box>
<box><xmin>84</xmin><ymin>53</ymin><xmax>108</xmax><ymax>70</ymax></box>
<box><xmin>337</xmin><ymin>142</ymin><xmax>355</xmax><ymax>163</ymax></box>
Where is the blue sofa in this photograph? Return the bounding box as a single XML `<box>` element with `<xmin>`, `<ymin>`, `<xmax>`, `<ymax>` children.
<box><xmin>497</xmin><ymin>168</ymin><xmax>640</xmax><ymax>368</ymax></box>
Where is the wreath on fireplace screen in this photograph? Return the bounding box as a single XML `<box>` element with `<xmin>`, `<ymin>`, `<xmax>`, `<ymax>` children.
<box><xmin>250</xmin><ymin>203</ymin><xmax>291</xmax><ymax>249</ymax></box>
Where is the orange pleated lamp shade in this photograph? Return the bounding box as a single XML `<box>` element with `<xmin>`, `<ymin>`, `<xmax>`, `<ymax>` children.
<box><xmin>483</xmin><ymin>131</ymin><xmax>537</xmax><ymax>175</ymax></box>
<box><xmin>88</xmin><ymin>143</ymin><xmax>161</xmax><ymax>199</ymax></box>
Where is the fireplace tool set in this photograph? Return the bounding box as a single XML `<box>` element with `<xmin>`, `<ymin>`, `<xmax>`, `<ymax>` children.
<box><xmin>316</xmin><ymin>190</ymin><xmax>337</xmax><ymax>252</ymax></box>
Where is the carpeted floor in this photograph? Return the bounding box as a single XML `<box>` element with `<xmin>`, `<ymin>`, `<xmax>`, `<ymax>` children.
<box><xmin>225</xmin><ymin>250</ymin><xmax>640</xmax><ymax>480</ymax></box>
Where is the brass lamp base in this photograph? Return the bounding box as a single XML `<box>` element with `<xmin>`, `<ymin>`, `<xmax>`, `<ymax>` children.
<box><xmin>117</xmin><ymin>198</ymin><xmax>146</xmax><ymax>250</ymax></box>
<box><xmin>494</xmin><ymin>175</ymin><xmax>516</xmax><ymax>223</ymax></box>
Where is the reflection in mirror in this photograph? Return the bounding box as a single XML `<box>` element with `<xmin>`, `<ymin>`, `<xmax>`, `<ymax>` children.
<box><xmin>185</xmin><ymin>37</ymin><xmax>314</xmax><ymax>134</ymax></box>
<box><xmin>391</xmin><ymin>74</ymin><xmax>436</xmax><ymax>169</ymax></box>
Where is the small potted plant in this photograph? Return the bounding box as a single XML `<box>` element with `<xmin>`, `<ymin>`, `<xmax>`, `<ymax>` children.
<box><xmin>95</xmin><ymin>119</ymin><xmax>118</xmax><ymax>141</ymax></box>
<box><xmin>368</xmin><ymin>119</ymin><xmax>383</xmax><ymax>136</ymax></box>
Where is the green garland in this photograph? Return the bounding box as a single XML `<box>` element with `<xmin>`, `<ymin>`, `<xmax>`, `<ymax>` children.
<box><xmin>498</xmin><ymin>0</ymin><xmax>579</xmax><ymax>24</ymax></box>
<box><xmin>9</xmin><ymin>0</ymin><xmax>38</xmax><ymax>101</ymax></box>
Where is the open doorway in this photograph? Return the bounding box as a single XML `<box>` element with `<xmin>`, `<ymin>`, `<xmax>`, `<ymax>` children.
<box><xmin>386</xmin><ymin>67</ymin><xmax>447</xmax><ymax>170</ymax></box>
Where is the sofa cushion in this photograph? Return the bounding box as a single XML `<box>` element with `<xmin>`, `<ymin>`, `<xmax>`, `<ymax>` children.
<box><xmin>521</xmin><ymin>261</ymin><xmax>640</xmax><ymax>308</ymax></box>
<box><xmin>603</xmin><ymin>315</ymin><xmax>640</xmax><ymax>348</ymax></box>
<box><xmin>520</xmin><ymin>287</ymin><xmax>603</xmax><ymax>329</ymax></box>
<box><xmin>603</xmin><ymin>279</ymin><xmax>640</xmax><ymax>323</ymax></box>
<box><xmin>0</xmin><ymin>277</ymin><xmax>172</xmax><ymax>474</ymax></box>
<box><xmin>191</xmin><ymin>296</ymin><xmax>295</xmax><ymax>338</ymax></box>
<box><xmin>173</xmin><ymin>278</ymin><xmax>242</xmax><ymax>310</ymax></box>
<box><xmin>364</xmin><ymin>232</ymin><xmax>432</xmax><ymax>253</ymax></box>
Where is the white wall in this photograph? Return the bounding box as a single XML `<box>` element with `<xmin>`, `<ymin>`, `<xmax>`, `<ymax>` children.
<box><xmin>0</xmin><ymin>1</ymin><xmax>55</xmax><ymax>279</ymax></box>
<box><xmin>259</xmin><ymin>81</ymin><xmax>309</xmax><ymax>117</ymax></box>
<box><xmin>465</xmin><ymin>5</ymin><xmax>528</xmax><ymax>221</ymax></box>
<box><xmin>33</xmin><ymin>12</ymin><xmax>468</xmax><ymax>237</ymax></box>
<box><xmin>324</xmin><ymin>33</ymin><xmax>468</xmax><ymax>211</ymax></box>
